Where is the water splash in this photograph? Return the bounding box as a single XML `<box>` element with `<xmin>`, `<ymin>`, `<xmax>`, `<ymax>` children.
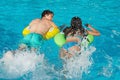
<box><xmin>30</xmin><ymin>63</ymin><xmax>59</xmax><ymax>80</ymax></box>
<box><xmin>0</xmin><ymin>50</ymin><xmax>44</xmax><ymax>79</ymax></box>
<box><xmin>0</xmin><ymin>50</ymin><xmax>63</xmax><ymax>80</ymax></box>
<box><xmin>0</xmin><ymin>42</ymin><xmax>97</xmax><ymax>79</ymax></box>
<box><xmin>61</xmin><ymin>46</ymin><xmax>96</xmax><ymax>79</ymax></box>
<box><xmin>112</xmin><ymin>30</ymin><xmax>120</xmax><ymax>36</ymax></box>
<box><xmin>101</xmin><ymin>55</ymin><xmax>114</xmax><ymax>78</ymax></box>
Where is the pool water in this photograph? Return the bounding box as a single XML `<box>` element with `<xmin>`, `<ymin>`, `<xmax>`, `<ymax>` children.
<box><xmin>0</xmin><ymin>0</ymin><xmax>120</xmax><ymax>80</ymax></box>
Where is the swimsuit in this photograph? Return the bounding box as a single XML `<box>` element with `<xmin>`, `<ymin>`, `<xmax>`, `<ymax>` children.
<box><xmin>62</xmin><ymin>30</ymin><xmax>88</xmax><ymax>50</ymax></box>
<box><xmin>20</xmin><ymin>33</ymin><xmax>43</xmax><ymax>48</ymax></box>
<box><xmin>62</xmin><ymin>42</ymin><xmax>78</xmax><ymax>50</ymax></box>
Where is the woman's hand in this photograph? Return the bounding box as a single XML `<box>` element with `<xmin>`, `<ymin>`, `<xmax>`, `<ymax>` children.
<box><xmin>85</xmin><ymin>24</ymin><xmax>100</xmax><ymax>36</ymax></box>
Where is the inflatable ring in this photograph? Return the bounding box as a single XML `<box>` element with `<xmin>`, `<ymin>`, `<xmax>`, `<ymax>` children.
<box><xmin>22</xmin><ymin>26</ymin><xmax>60</xmax><ymax>39</ymax></box>
<box><xmin>86</xmin><ymin>34</ymin><xmax>94</xmax><ymax>44</ymax></box>
<box><xmin>54</xmin><ymin>32</ymin><xmax>66</xmax><ymax>47</ymax></box>
<box><xmin>81</xmin><ymin>34</ymin><xmax>94</xmax><ymax>46</ymax></box>
<box><xmin>22</xmin><ymin>26</ymin><xmax>30</xmax><ymax>36</ymax></box>
<box><xmin>81</xmin><ymin>34</ymin><xmax>94</xmax><ymax>47</ymax></box>
<box><xmin>44</xmin><ymin>27</ymin><xmax>60</xmax><ymax>39</ymax></box>
<box><xmin>53</xmin><ymin>33</ymin><xmax>93</xmax><ymax>47</ymax></box>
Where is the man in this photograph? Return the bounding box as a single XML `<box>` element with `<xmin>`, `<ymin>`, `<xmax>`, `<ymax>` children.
<box><xmin>20</xmin><ymin>10</ymin><xmax>58</xmax><ymax>50</ymax></box>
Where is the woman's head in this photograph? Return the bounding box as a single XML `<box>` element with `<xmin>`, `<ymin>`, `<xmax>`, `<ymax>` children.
<box><xmin>70</xmin><ymin>16</ymin><xmax>85</xmax><ymax>35</ymax></box>
<box><xmin>63</xmin><ymin>16</ymin><xmax>86</xmax><ymax>37</ymax></box>
<box><xmin>71</xmin><ymin>16</ymin><xmax>82</xmax><ymax>30</ymax></box>
<box><xmin>63</xmin><ymin>27</ymin><xmax>71</xmax><ymax>38</ymax></box>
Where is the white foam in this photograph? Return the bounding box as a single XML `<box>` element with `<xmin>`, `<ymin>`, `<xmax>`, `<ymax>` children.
<box><xmin>112</xmin><ymin>30</ymin><xmax>120</xmax><ymax>36</ymax></box>
<box><xmin>100</xmin><ymin>55</ymin><xmax>113</xmax><ymax>77</ymax></box>
<box><xmin>61</xmin><ymin>46</ymin><xmax>96</xmax><ymax>79</ymax></box>
<box><xmin>0</xmin><ymin>45</ymin><xmax>96</xmax><ymax>79</ymax></box>
<box><xmin>0</xmin><ymin>50</ymin><xmax>44</xmax><ymax>79</ymax></box>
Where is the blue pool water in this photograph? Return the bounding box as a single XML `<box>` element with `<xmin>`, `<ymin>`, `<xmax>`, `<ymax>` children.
<box><xmin>0</xmin><ymin>0</ymin><xmax>120</xmax><ymax>80</ymax></box>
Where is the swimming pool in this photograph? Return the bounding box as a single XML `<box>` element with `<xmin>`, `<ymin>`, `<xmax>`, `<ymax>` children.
<box><xmin>0</xmin><ymin>0</ymin><xmax>120</xmax><ymax>80</ymax></box>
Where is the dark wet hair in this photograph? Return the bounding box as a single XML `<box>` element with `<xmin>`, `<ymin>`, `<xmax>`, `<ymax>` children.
<box><xmin>63</xmin><ymin>27</ymin><xmax>71</xmax><ymax>38</ymax></box>
<box><xmin>41</xmin><ymin>10</ymin><xmax>54</xmax><ymax>18</ymax></box>
<box><xmin>70</xmin><ymin>16</ymin><xmax>85</xmax><ymax>36</ymax></box>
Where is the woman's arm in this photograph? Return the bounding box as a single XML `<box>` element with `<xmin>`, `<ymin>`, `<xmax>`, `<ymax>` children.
<box><xmin>66</xmin><ymin>37</ymin><xmax>79</xmax><ymax>42</ymax></box>
<box><xmin>86</xmin><ymin>24</ymin><xmax>100</xmax><ymax>36</ymax></box>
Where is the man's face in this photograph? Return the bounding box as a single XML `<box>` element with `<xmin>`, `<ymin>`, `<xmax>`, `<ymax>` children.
<box><xmin>45</xmin><ymin>14</ymin><xmax>53</xmax><ymax>21</ymax></box>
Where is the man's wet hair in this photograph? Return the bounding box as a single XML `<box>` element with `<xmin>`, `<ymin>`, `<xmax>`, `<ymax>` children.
<box><xmin>41</xmin><ymin>10</ymin><xmax>54</xmax><ymax>18</ymax></box>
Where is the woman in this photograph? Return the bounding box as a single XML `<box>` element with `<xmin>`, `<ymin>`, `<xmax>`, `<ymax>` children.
<box><xmin>60</xmin><ymin>16</ymin><xmax>100</xmax><ymax>59</ymax></box>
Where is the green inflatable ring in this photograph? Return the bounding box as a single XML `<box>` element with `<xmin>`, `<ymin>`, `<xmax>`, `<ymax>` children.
<box><xmin>86</xmin><ymin>34</ymin><xmax>94</xmax><ymax>44</ymax></box>
<box><xmin>54</xmin><ymin>32</ymin><xmax>66</xmax><ymax>47</ymax></box>
<box><xmin>81</xmin><ymin>34</ymin><xmax>94</xmax><ymax>46</ymax></box>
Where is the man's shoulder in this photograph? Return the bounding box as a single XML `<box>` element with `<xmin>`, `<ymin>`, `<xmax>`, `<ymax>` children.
<box><xmin>31</xmin><ymin>19</ymin><xmax>41</xmax><ymax>23</ymax></box>
<box><xmin>34</xmin><ymin>18</ymin><xmax>41</xmax><ymax>21</ymax></box>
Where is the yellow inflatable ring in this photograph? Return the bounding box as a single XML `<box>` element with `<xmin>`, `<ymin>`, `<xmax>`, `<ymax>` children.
<box><xmin>22</xmin><ymin>26</ymin><xmax>60</xmax><ymax>39</ymax></box>
<box><xmin>44</xmin><ymin>27</ymin><xmax>60</xmax><ymax>39</ymax></box>
<box><xmin>22</xmin><ymin>26</ymin><xmax>30</xmax><ymax>36</ymax></box>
